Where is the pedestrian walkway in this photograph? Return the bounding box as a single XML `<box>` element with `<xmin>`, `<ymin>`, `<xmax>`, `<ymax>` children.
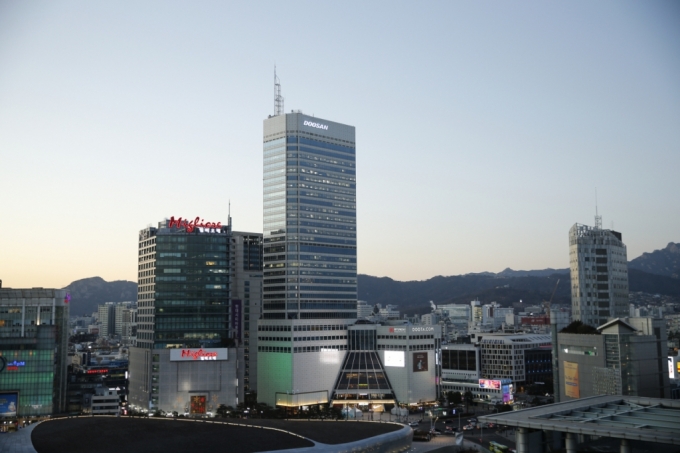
<box><xmin>0</xmin><ymin>422</ymin><xmax>39</xmax><ymax>453</ymax></box>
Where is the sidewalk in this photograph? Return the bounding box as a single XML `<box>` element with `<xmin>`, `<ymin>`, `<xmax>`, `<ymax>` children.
<box><xmin>0</xmin><ymin>423</ymin><xmax>39</xmax><ymax>453</ymax></box>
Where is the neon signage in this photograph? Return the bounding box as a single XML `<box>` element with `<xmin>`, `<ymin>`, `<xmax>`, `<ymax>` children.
<box><xmin>181</xmin><ymin>349</ymin><xmax>217</xmax><ymax>360</ymax></box>
<box><xmin>86</xmin><ymin>369</ymin><xmax>108</xmax><ymax>374</ymax></box>
<box><xmin>168</xmin><ymin>216</ymin><xmax>222</xmax><ymax>233</ymax></box>
<box><xmin>170</xmin><ymin>348</ymin><xmax>228</xmax><ymax>361</ymax></box>
<box><xmin>303</xmin><ymin>120</ymin><xmax>329</xmax><ymax>130</ymax></box>
<box><xmin>6</xmin><ymin>361</ymin><xmax>25</xmax><ymax>371</ymax></box>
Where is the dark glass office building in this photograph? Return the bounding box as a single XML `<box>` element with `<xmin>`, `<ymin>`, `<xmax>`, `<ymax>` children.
<box><xmin>135</xmin><ymin>217</ymin><xmax>232</xmax><ymax>350</ymax></box>
<box><xmin>129</xmin><ymin>217</ymin><xmax>237</xmax><ymax>412</ymax></box>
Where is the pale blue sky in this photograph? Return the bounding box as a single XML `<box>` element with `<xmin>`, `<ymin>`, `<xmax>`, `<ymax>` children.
<box><xmin>1</xmin><ymin>1</ymin><xmax>678</xmax><ymax>288</ymax></box>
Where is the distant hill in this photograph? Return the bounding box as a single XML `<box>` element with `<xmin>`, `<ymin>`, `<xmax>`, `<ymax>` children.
<box><xmin>62</xmin><ymin>242</ymin><xmax>680</xmax><ymax>317</ymax></box>
<box><xmin>63</xmin><ymin>277</ymin><xmax>137</xmax><ymax>316</ymax></box>
<box><xmin>629</xmin><ymin>242</ymin><xmax>680</xmax><ymax>279</ymax></box>
<box><xmin>358</xmin><ymin>267</ymin><xmax>680</xmax><ymax>315</ymax></box>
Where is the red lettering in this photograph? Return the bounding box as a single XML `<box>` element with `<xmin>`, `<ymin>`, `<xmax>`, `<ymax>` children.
<box><xmin>168</xmin><ymin>216</ymin><xmax>183</xmax><ymax>228</ymax></box>
<box><xmin>180</xmin><ymin>349</ymin><xmax>218</xmax><ymax>360</ymax></box>
<box><xmin>168</xmin><ymin>217</ymin><xmax>223</xmax><ymax>233</ymax></box>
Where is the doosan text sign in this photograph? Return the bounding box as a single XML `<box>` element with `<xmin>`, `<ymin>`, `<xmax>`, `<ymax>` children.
<box><xmin>170</xmin><ymin>348</ymin><xmax>228</xmax><ymax>361</ymax></box>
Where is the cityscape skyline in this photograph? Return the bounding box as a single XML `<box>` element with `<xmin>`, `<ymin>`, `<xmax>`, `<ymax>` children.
<box><xmin>1</xmin><ymin>1</ymin><xmax>679</xmax><ymax>289</ymax></box>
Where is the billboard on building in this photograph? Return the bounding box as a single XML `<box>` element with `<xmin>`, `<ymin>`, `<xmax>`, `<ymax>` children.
<box><xmin>413</xmin><ymin>352</ymin><xmax>428</xmax><ymax>372</ymax></box>
<box><xmin>170</xmin><ymin>348</ymin><xmax>228</xmax><ymax>361</ymax></box>
<box><xmin>0</xmin><ymin>393</ymin><xmax>18</xmax><ymax>417</ymax></box>
<box><xmin>479</xmin><ymin>379</ymin><xmax>501</xmax><ymax>389</ymax></box>
<box><xmin>384</xmin><ymin>351</ymin><xmax>405</xmax><ymax>367</ymax></box>
<box><xmin>190</xmin><ymin>395</ymin><xmax>206</xmax><ymax>414</ymax></box>
<box><xmin>564</xmin><ymin>361</ymin><xmax>580</xmax><ymax>398</ymax></box>
<box><xmin>669</xmin><ymin>357</ymin><xmax>675</xmax><ymax>379</ymax></box>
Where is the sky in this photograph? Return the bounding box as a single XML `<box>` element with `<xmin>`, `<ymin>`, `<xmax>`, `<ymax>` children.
<box><xmin>1</xmin><ymin>1</ymin><xmax>679</xmax><ymax>289</ymax></box>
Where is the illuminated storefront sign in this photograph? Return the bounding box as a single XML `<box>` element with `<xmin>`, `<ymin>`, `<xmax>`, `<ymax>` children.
<box><xmin>170</xmin><ymin>348</ymin><xmax>228</xmax><ymax>361</ymax></box>
<box><xmin>479</xmin><ymin>379</ymin><xmax>501</xmax><ymax>389</ymax></box>
<box><xmin>86</xmin><ymin>369</ymin><xmax>108</xmax><ymax>374</ymax></box>
<box><xmin>303</xmin><ymin>120</ymin><xmax>329</xmax><ymax>130</ymax></box>
<box><xmin>168</xmin><ymin>216</ymin><xmax>222</xmax><ymax>233</ymax></box>
<box><xmin>6</xmin><ymin>361</ymin><xmax>25</xmax><ymax>371</ymax></box>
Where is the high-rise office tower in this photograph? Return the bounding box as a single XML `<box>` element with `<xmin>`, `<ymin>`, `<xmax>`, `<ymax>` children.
<box><xmin>129</xmin><ymin>216</ymin><xmax>237</xmax><ymax>412</ymax></box>
<box><xmin>569</xmin><ymin>216</ymin><xmax>629</xmax><ymax>327</ymax></box>
<box><xmin>231</xmin><ymin>231</ymin><xmax>263</xmax><ymax>394</ymax></box>
<box><xmin>97</xmin><ymin>302</ymin><xmax>116</xmax><ymax>338</ymax></box>
<box><xmin>258</xmin><ymin>108</ymin><xmax>357</xmax><ymax>407</ymax></box>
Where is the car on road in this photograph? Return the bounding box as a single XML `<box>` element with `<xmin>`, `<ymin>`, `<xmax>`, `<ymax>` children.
<box><xmin>430</xmin><ymin>428</ymin><xmax>442</xmax><ymax>436</ymax></box>
<box><xmin>463</xmin><ymin>424</ymin><xmax>474</xmax><ymax>431</ymax></box>
<box><xmin>412</xmin><ymin>429</ymin><xmax>431</xmax><ymax>442</ymax></box>
<box><xmin>408</xmin><ymin>421</ymin><xmax>420</xmax><ymax>427</ymax></box>
<box><xmin>468</xmin><ymin>418</ymin><xmax>477</xmax><ymax>423</ymax></box>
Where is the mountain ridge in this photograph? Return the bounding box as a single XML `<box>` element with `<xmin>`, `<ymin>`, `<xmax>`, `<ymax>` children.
<box><xmin>60</xmin><ymin>242</ymin><xmax>680</xmax><ymax>316</ymax></box>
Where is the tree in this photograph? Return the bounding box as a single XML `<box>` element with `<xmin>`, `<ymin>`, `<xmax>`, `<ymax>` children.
<box><xmin>449</xmin><ymin>391</ymin><xmax>463</xmax><ymax>406</ymax></box>
<box><xmin>560</xmin><ymin>320</ymin><xmax>599</xmax><ymax>335</ymax></box>
<box><xmin>216</xmin><ymin>404</ymin><xmax>230</xmax><ymax>418</ymax></box>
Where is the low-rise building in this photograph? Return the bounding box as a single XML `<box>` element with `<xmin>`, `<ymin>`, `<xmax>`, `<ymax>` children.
<box><xmin>557</xmin><ymin>317</ymin><xmax>670</xmax><ymax>401</ymax></box>
<box><xmin>84</xmin><ymin>387</ymin><xmax>120</xmax><ymax>415</ymax></box>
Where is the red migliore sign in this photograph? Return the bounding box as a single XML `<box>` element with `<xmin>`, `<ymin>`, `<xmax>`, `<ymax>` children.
<box><xmin>168</xmin><ymin>216</ymin><xmax>222</xmax><ymax>233</ymax></box>
<box><xmin>180</xmin><ymin>349</ymin><xmax>218</xmax><ymax>360</ymax></box>
<box><xmin>169</xmin><ymin>348</ymin><xmax>228</xmax><ymax>361</ymax></box>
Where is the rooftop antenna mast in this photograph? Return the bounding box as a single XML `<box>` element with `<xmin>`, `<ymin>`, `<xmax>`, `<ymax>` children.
<box><xmin>594</xmin><ymin>188</ymin><xmax>602</xmax><ymax>230</ymax></box>
<box><xmin>274</xmin><ymin>66</ymin><xmax>284</xmax><ymax>116</ymax></box>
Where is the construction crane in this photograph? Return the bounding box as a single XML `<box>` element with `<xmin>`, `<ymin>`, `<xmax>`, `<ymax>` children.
<box><xmin>544</xmin><ymin>279</ymin><xmax>560</xmax><ymax>312</ymax></box>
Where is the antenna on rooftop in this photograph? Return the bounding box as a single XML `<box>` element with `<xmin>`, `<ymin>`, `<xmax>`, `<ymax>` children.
<box><xmin>594</xmin><ymin>188</ymin><xmax>602</xmax><ymax>230</ymax></box>
<box><xmin>274</xmin><ymin>66</ymin><xmax>284</xmax><ymax>116</ymax></box>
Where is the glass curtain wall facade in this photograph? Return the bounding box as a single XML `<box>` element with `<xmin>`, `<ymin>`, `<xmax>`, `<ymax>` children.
<box><xmin>136</xmin><ymin>218</ymin><xmax>232</xmax><ymax>350</ymax></box>
<box><xmin>0</xmin><ymin>289</ymin><xmax>69</xmax><ymax>417</ymax></box>
<box><xmin>263</xmin><ymin>113</ymin><xmax>357</xmax><ymax>320</ymax></box>
<box><xmin>258</xmin><ymin>112</ymin><xmax>357</xmax><ymax>407</ymax></box>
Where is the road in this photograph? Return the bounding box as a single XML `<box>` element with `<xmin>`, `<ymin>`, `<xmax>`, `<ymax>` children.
<box><xmin>404</xmin><ymin>415</ymin><xmax>518</xmax><ymax>453</ymax></box>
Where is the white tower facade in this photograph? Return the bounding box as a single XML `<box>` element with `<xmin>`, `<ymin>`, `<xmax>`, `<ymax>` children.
<box><xmin>569</xmin><ymin>222</ymin><xmax>629</xmax><ymax>327</ymax></box>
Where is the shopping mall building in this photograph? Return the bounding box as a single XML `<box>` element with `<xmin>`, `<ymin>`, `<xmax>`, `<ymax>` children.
<box><xmin>0</xmin><ymin>287</ymin><xmax>70</xmax><ymax>420</ymax></box>
<box><xmin>128</xmin><ymin>217</ymin><xmax>261</xmax><ymax>415</ymax></box>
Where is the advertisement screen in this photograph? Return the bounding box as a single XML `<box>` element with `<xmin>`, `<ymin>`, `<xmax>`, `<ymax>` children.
<box><xmin>413</xmin><ymin>352</ymin><xmax>428</xmax><ymax>372</ymax></box>
<box><xmin>479</xmin><ymin>379</ymin><xmax>501</xmax><ymax>389</ymax></box>
<box><xmin>564</xmin><ymin>361</ymin><xmax>580</xmax><ymax>398</ymax></box>
<box><xmin>0</xmin><ymin>393</ymin><xmax>18</xmax><ymax>417</ymax></box>
<box><xmin>384</xmin><ymin>351</ymin><xmax>405</xmax><ymax>367</ymax></box>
